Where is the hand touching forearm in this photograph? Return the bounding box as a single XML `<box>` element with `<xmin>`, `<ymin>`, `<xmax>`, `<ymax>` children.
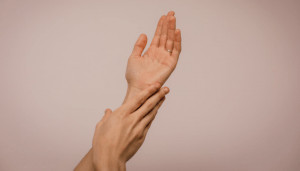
<box><xmin>93</xmin><ymin>84</ymin><xmax>169</xmax><ymax>170</ymax></box>
<box><xmin>75</xmin><ymin>84</ymin><xmax>169</xmax><ymax>171</ymax></box>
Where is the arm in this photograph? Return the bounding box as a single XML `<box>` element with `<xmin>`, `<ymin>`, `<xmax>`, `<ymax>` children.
<box><xmin>75</xmin><ymin>10</ymin><xmax>182</xmax><ymax>171</ymax></box>
<box><xmin>75</xmin><ymin>84</ymin><xmax>169</xmax><ymax>171</ymax></box>
<box><xmin>74</xmin><ymin>148</ymin><xmax>94</xmax><ymax>171</ymax></box>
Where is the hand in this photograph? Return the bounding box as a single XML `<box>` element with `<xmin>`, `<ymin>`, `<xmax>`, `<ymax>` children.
<box><xmin>92</xmin><ymin>83</ymin><xmax>169</xmax><ymax>171</ymax></box>
<box><xmin>125</xmin><ymin>11</ymin><xmax>181</xmax><ymax>98</ymax></box>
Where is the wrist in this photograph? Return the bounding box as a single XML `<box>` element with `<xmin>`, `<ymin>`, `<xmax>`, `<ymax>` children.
<box><xmin>122</xmin><ymin>84</ymin><xmax>143</xmax><ymax>104</ymax></box>
<box><xmin>92</xmin><ymin>147</ymin><xmax>126</xmax><ymax>171</ymax></box>
<box><xmin>94</xmin><ymin>158</ymin><xmax>126</xmax><ymax>171</ymax></box>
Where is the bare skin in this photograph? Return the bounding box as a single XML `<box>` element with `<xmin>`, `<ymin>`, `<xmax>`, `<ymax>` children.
<box><xmin>93</xmin><ymin>84</ymin><xmax>169</xmax><ymax>171</ymax></box>
<box><xmin>75</xmin><ymin>84</ymin><xmax>169</xmax><ymax>171</ymax></box>
<box><xmin>124</xmin><ymin>10</ymin><xmax>181</xmax><ymax>103</ymax></box>
<box><xmin>75</xmin><ymin>10</ymin><xmax>182</xmax><ymax>171</ymax></box>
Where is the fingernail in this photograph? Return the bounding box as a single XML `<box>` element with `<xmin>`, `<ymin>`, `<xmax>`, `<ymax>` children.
<box><xmin>163</xmin><ymin>87</ymin><xmax>170</xmax><ymax>94</ymax></box>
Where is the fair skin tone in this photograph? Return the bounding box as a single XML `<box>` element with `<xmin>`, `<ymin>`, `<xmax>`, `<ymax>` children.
<box><xmin>75</xmin><ymin>85</ymin><xmax>169</xmax><ymax>171</ymax></box>
<box><xmin>75</xmin><ymin>10</ymin><xmax>182</xmax><ymax>171</ymax></box>
<box><xmin>124</xmin><ymin>10</ymin><xmax>181</xmax><ymax>103</ymax></box>
<box><xmin>93</xmin><ymin>85</ymin><xmax>169</xmax><ymax>171</ymax></box>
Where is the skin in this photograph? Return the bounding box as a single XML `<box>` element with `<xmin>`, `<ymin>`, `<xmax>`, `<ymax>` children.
<box><xmin>75</xmin><ymin>84</ymin><xmax>169</xmax><ymax>171</ymax></box>
<box><xmin>123</xmin><ymin>10</ymin><xmax>182</xmax><ymax>103</ymax></box>
<box><xmin>75</xmin><ymin>10</ymin><xmax>182</xmax><ymax>171</ymax></box>
<box><xmin>93</xmin><ymin>84</ymin><xmax>169</xmax><ymax>171</ymax></box>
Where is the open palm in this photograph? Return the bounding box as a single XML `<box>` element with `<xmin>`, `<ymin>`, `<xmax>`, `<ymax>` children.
<box><xmin>125</xmin><ymin>11</ymin><xmax>182</xmax><ymax>91</ymax></box>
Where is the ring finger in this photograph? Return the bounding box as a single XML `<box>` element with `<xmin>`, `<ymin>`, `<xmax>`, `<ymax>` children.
<box><xmin>165</xmin><ymin>16</ymin><xmax>176</xmax><ymax>54</ymax></box>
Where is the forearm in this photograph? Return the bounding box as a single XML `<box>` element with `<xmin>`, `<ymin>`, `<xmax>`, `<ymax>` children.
<box><xmin>75</xmin><ymin>148</ymin><xmax>126</xmax><ymax>171</ymax></box>
<box><xmin>94</xmin><ymin>158</ymin><xmax>126</xmax><ymax>171</ymax></box>
<box><xmin>74</xmin><ymin>148</ymin><xmax>94</xmax><ymax>171</ymax></box>
<box><xmin>75</xmin><ymin>85</ymin><xmax>135</xmax><ymax>171</ymax></box>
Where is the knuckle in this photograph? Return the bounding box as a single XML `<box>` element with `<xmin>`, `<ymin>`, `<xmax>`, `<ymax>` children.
<box><xmin>148</xmin><ymin>87</ymin><xmax>155</xmax><ymax>95</ymax></box>
<box><xmin>137</xmin><ymin>131</ymin><xmax>144</xmax><ymax>140</ymax></box>
<box><xmin>160</xmin><ymin>35</ymin><xmax>167</xmax><ymax>40</ymax></box>
<box><xmin>133</xmin><ymin>129</ymin><xmax>142</xmax><ymax>139</ymax></box>
<box><xmin>148</xmin><ymin>113</ymin><xmax>155</xmax><ymax>121</ymax></box>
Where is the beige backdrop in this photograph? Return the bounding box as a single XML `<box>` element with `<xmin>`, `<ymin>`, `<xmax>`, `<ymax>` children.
<box><xmin>1</xmin><ymin>0</ymin><xmax>300</xmax><ymax>170</ymax></box>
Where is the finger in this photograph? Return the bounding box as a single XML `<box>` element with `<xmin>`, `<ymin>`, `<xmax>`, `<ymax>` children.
<box><xmin>131</xmin><ymin>34</ymin><xmax>147</xmax><ymax>57</ymax></box>
<box><xmin>124</xmin><ymin>83</ymin><xmax>161</xmax><ymax>113</ymax></box>
<box><xmin>141</xmin><ymin>97</ymin><xmax>166</xmax><ymax>137</ymax></box>
<box><xmin>159</xmin><ymin>15</ymin><xmax>169</xmax><ymax>48</ymax></box>
<box><xmin>171</xmin><ymin>29</ymin><xmax>182</xmax><ymax>59</ymax></box>
<box><xmin>134</xmin><ymin>87</ymin><xmax>169</xmax><ymax>120</ymax></box>
<box><xmin>166</xmin><ymin>16</ymin><xmax>176</xmax><ymax>53</ymax></box>
<box><xmin>167</xmin><ymin>10</ymin><xmax>175</xmax><ymax>16</ymax></box>
<box><xmin>101</xmin><ymin>108</ymin><xmax>112</xmax><ymax>121</ymax></box>
<box><xmin>150</xmin><ymin>15</ymin><xmax>166</xmax><ymax>47</ymax></box>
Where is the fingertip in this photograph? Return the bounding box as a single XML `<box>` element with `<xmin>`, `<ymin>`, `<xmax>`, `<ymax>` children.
<box><xmin>163</xmin><ymin>87</ymin><xmax>170</xmax><ymax>94</ymax></box>
<box><xmin>140</xmin><ymin>33</ymin><xmax>147</xmax><ymax>40</ymax></box>
<box><xmin>105</xmin><ymin>108</ymin><xmax>112</xmax><ymax>113</ymax></box>
<box><xmin>157</xmin><ymin>15</ymin><xmax>166</xmax><ymax>26</ymax></box>
<box><xmin>168</xmin><ymin>11</ymin><xmax>175</xmax><ymax>16</ymax></box>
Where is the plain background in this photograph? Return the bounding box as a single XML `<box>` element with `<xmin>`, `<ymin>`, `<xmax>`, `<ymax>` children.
<box><xmin>1</xmin><ymin>0</ymin><xmax>300</xmax><ymax>170</ymax></box>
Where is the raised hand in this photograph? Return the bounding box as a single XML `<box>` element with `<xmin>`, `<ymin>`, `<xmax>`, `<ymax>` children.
<box><xmin>125</xmin><ymin>11</ymin><xmax>182</xmax><ymax>99</ymax></box>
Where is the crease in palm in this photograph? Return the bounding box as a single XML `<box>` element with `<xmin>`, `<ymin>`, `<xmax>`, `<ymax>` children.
<box><xmin>126</xmin><ymin>11</ymin><xmax>182</xmax><ymax>91</ymax></box>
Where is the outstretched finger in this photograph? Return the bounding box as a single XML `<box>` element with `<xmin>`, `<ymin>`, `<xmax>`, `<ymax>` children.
<box><xmin>100</xmin><ymin>108</ymin><xmax>112</xmax><ymax>122</ymax></box>
<box><xmin>159</xmin><ymin>15</ymin><xmax>169</xmax><ymax>49</ymax></box>
<box><xmin>131</xmin><ymin>34</ymin><xmax>147</xmax><ymax>57</ymax></box>
<box><xmin>172</xmin><ymin>29</ymin><xmax>182</xmax><ymax>60</ymax></box>
<box><xmin>150</xmin><ymin>15</ymin><xmax>166</xmax><ymax>47</ymax></box>
<box><xmin>167</xmin><ymin>11</ymin><xmax>175</xmax><ymax>16</ymax></box>
<box><xmin>166</xmin><ymin>16</ymin><xmax>176</xmax><ymax>53</ymax></box>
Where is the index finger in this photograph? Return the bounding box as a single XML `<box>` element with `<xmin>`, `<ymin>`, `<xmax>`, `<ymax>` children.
<box><xmin>133</xmin><ymin>87</ymin><xmax>169</xmax><ymax>120</ymax></box>
<box><xmin>123</xmin><ymin>83</ymin><xmax>161</xmax><ymax>113</ymax></box>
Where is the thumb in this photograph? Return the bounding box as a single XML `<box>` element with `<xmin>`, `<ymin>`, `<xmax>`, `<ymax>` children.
<box><xmin>131</xmin><ymin>34</ymin><xmax>147</xmax><ymax>57</ymax></box>
<box><xmin>101</xmin><ymin>108</ymin><xmax>112</xmax><ymax>121</ymax></box>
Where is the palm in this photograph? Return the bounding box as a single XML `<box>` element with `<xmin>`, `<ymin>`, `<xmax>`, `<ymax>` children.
<box><xmin>126</xmin><ymin>46</ymin><xmax>176</xmax><ymax>89</ymax></box>
<box><xmin>125</xmin><ymin>11</ymin><xmax>182</xmax><ymax>90</ymax></box>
